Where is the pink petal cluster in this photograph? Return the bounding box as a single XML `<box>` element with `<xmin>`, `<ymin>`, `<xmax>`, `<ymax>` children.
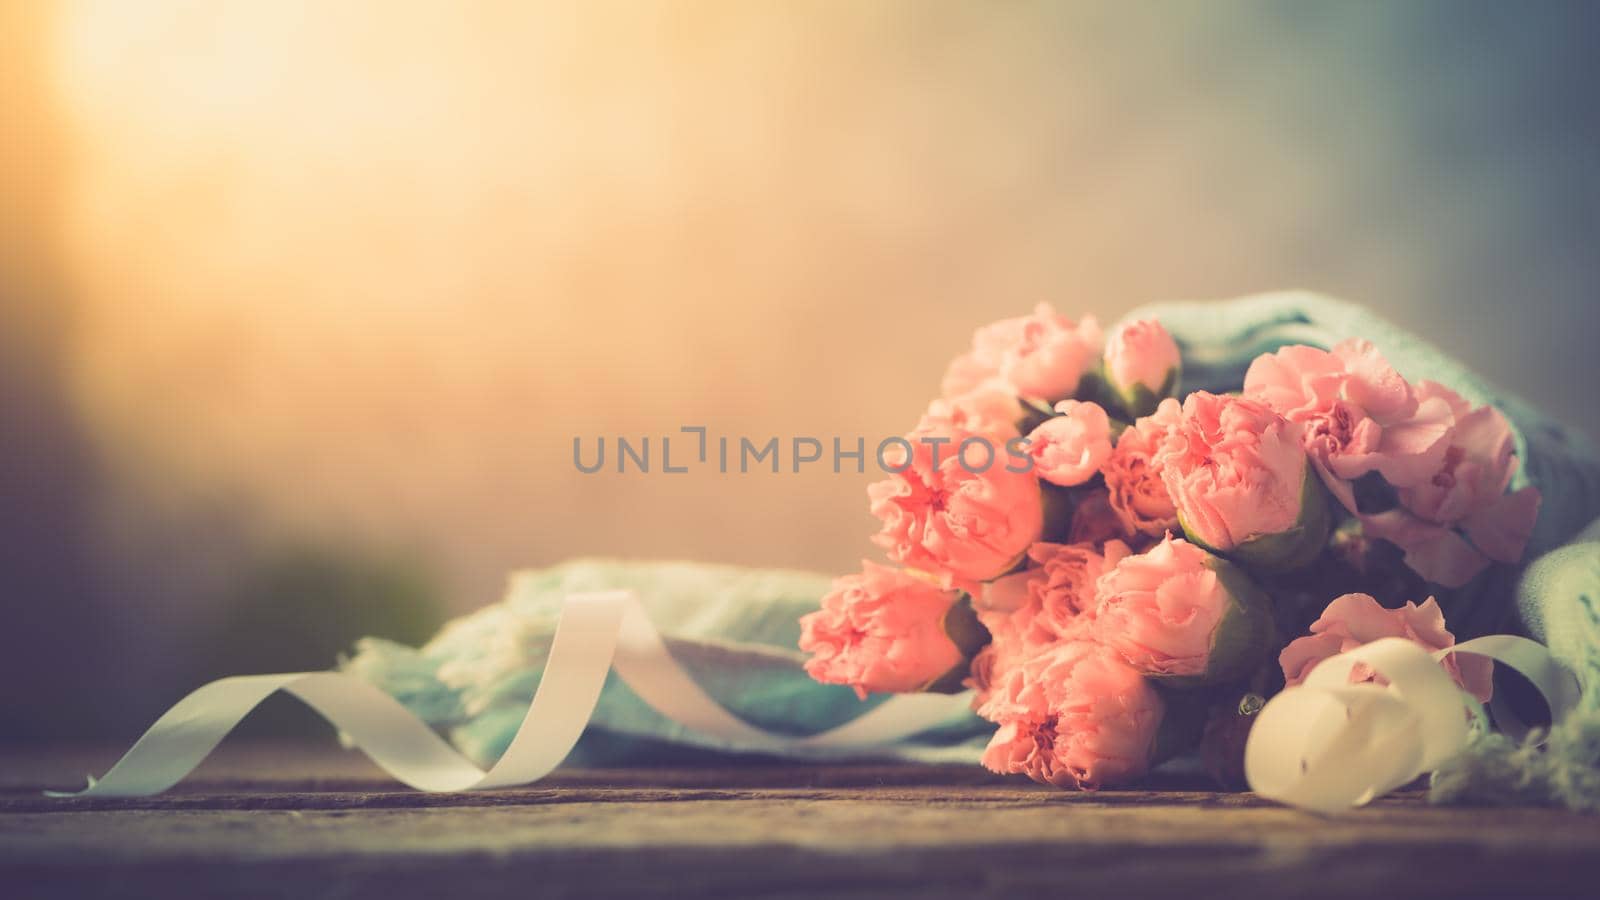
<box><xmin>1154</xmin><ymin>392</ymin><xmax>1309</xmax><ymax>551</ymax></box>
<box><xmin>868</xmin><ymin>421</ymin><xmax>1043</xmax><ymax>588</ymax></box>
<box><xmin>1105</xmin><ymin>319</ymin><xmax>1180</xmax><ymax>395</ymax></box>
<box><xmin>1092</xmin><ymin>536</ymin><xmax>1231</xmax><ymax>677</ymax></box>
<box><xmin>978</xmin><ymin>540</ymin><xmax>1131</xmax><ymax>653</ymax></box>
<box><xmin>1246</xmin><ymin>341</ymin><xmax>1540</xmax><ymax>586</ymax></box>
<box><xmin>1025</xmin><ymin>400</ymin><xmax>1114</xmax><ymax>487</ymax></box>
<box><xmin>1279</xmin><ymin>592</ymin><xmax>1493</xmax><ymax>703</ymax></box>
<box><xmin>942</xmin><ymin>303</ymin><xmax>1103</xmax><ymax>405</ymax></box>
<box><xmin>977</xmin><ymin>641</ymin><xmax>1164</xmax><ymax>790</ymax></box>
<box><xmin>799</xmin><ymin>562</ymin><xmax>966</xmax><ymax>699</ymax></box>
<box><xmin>1244</xmin><ymin>339</ymin><xmax>1452</xmax><ymax>512</ymax></box>
<box><xmin>1103</xmin><ymin>398</ymin><xmax>1182</xmax><ymax>537</ymax></box>
<box><xmin>1360</xmin><ymin>381</ymin><xmax>1541</xmax><ymax>586</ymax></box>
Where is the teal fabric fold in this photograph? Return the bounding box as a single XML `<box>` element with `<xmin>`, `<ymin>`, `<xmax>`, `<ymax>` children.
<box><xmin>344</xmin><ymin>292</ymin><xmax>1600</xmax><ymax>765</ymax></box>
<box><xmin>1516</xmin><ymin>517</ymin><xmax>1600</xmax><ymax>703</ymax></box>
<box><xmin>343</xmin><ymin>559</ymin><xmax>992</xmax><ymax>765</ymax></box>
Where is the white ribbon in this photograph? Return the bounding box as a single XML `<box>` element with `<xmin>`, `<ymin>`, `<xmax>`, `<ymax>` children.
<box><xmin>49</xmin><ymin>590</ymin><xmax>974</xmax><ymax>797</ymax></box>
<box><xmin>1244</xmin><ymin>634</ymin><xmax>1582</xmax><ymax>813</ymax></box>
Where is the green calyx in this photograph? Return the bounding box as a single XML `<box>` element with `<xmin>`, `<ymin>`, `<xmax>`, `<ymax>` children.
<box><xmin>921</xmin><ymin>594</ymin><xmax>991</xmax><ymax>694</ymax></box>
<box><xmin>942</xmin><ymin>593</ymin><xmax>991</xmax><ymax>657</ymax></box>
<box><xmin>1198</xmin><ymin>556</ymin><xmax>1277</xmax><ymax>683</ymax></box>
<box><xmin>1180</xmin><ymin>469</ymin><xmax>1332</xmax><ymax>574</ymax></box>
<box><xmin>1015</xmin><ymin>397</ymin><xmax>1056</xmax><ymax>434</ymax></box>
<box><xmin>1110</xmin><ymin>367</ymin><xmax>1179</xmax><ymax>420</ymax></box>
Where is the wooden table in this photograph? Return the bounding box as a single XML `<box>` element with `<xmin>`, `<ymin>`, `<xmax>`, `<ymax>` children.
<box><xmin>2</xmin><ymin>740</ymin><xmax>1597</xmax><ymax>898</ymax></box>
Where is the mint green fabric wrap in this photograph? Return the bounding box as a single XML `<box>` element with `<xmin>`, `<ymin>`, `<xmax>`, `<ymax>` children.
<box><xmin>343</xmin><ymin>559</ymin><xmax>993</xmax><ymax>765</ymax></box>
<box><xmin>344</xmin><ymin>291</ymin><xmax>1600</xmax><ymax>765</ymax></box>
<box><xmin>1515</xmin><ymin>518</ymin><xmax>1600</xmax><ymax>703</ymax></box>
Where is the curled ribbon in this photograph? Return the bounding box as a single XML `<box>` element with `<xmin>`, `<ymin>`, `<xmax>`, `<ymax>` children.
<box><xmin>49</xmin><ymin>591</ymin><xmax>974</xmax><ymax>798</ymax></box>
<box><xmin>1244</xmin><ymin>634</ymin><xmax>1582</xmax><ymax>813</ymax></box>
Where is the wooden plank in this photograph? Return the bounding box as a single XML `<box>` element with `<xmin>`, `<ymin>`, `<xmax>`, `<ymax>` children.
<box><xmin>2</xmin><ymin>741</ymin><xmax>1597</xmax><ymax>898</ymax></box>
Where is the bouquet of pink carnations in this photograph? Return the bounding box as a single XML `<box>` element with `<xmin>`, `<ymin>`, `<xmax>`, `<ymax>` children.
<box><xmin>799</xmin><ymin>304</ymin><xmax>1540</xmax><ymax>790</ymax></box>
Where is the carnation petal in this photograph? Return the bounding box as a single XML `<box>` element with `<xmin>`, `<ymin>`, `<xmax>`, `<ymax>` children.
<box><xmin>1359</xmin><ymin>510</ymin><xmax>1490</xmax><ymax>588</ymax></box>
<box><xmin>1462</xmin><ymin>485</ymin><xmax>1541</xmax><ymax>563</ymax></box>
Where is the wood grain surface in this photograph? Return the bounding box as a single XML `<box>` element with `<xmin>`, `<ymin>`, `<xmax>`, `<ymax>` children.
<box><xmin>2</xmin><ymin>740</ymin><xmax>1596</xmax><ymax>898</ymax></box>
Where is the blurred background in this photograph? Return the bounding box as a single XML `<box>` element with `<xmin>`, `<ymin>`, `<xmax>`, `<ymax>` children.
<box><xmin>3</xmin><ymin>0</ymin><xmax>1598</xmax><ymax>737</ymax></box>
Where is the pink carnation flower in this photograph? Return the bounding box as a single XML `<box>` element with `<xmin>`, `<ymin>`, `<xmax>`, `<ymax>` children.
<box><xmin>978</xmin><ymin>540</ymin><xmax>1131</xmax><ymax>651</ymax></box>
<box><xmin>1359</xmin><ymin>382</ymin><xmax>1540</xmax><ymax>587</ymax></box>
<box><xmin>941</xmin><ymin>304</ymin><xmax>1103</xmax><ymax>405</ymax></box>
<box><xmin>1247</xmin><ymin>343</ymin><xmax>1539</xmax><ymax>586</ymax></box>
<box><xmin>1103</xmin><ymin>398</ymin><xmax>1182</xmax><ymax>537</ymax></box>
<box><xmin>799</xmin><ymin>562</ymin><xmax>966</xmax><ymax>699</ymax></box>
<box><xmin>1025</xmin><ymin>400</ymin><xmax>1114</xmax><ymax>487</ymax></box>
<box><xmin>1105</xmin><ymin>318</ymin><xmax>1180</xmax><ymax>395</ymax></box>
<box><xmin>869</xmin><ymin>421</ymin><xmax>1044</xmax><ymax>587</ymax></box>
<box><xmin>1279</xmin><ymin>592</ymin><xmax>1493</xmax><ymax>703</ymax></box>
<box><xmin>924</xmin><ymin>380</ymin><xmax>1025</xmax><ymax>439</ymax></box>
<box><xmin>1401</xmin><ymin>383</ymin><xmax>1523</xmax><ymax>525</ymax></box>
<box><xmin>1154</xmin><ymin>392</ymin><xmax>1310</xmax><ymax>552</ymax></box>
<box><xmin>1092</xmin><ymin>536</ymin><xmax>1232</xmax><ymax>677</ymax></box>
<box><xmin>1244</xmin><ymin>339</ymin><xmax>1453</xmax><ymax>512</ymax></box>
<box><xmin>977</xmin><ymin>641</ymin><xmax>1164</xmax><ymax>790</ymax></box>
